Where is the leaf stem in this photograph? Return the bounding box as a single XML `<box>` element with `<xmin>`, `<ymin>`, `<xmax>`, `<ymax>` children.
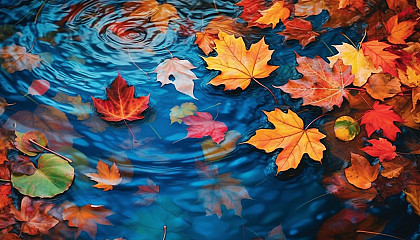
<box><xmin>319</xmin><ymin>38</ymin><xmax>335</xmax><ymax>55</ymax></box>
<box><xmin>295</xmin><ymin>192</ymin><xmax>330</xmax><ymax>209</ymax></box>
<box><xmin>34</xmin><ymin>0</ymin><xmax>48</xmax><ymax>24</ymax></box>
<box><xmin>305</xmin><ymin>113</ymin><xmax>327</xmax><ymax>130</ymax></box>
<box><xmin>123</xmin><ymin>119</ymin><xmax>138</xmax><ymax>143</ymax></box>
<box><xmin>28</xmin><ymin>139</ymin><xmax>72</xmax><ymax>163</ymax></box>
<box><xmin>356</xmin><ymin>230</ymin><xmax>405</xmax><ymax>240</ymax></box>
<box><xmin>13</xmin><ymin>10</ymin><xmax>33</xmax><ymax>26</ymax></box>
<box><xmin>200</xmin><ymin>103</ymin><xmax>221</xmax><ymax>111</ymax></box>
<box><xmin>148</xmin><ymin>123</ymin><xmax>162</xmax><ymax>139</ymax></box>
<box><xmin>163</xmin><ymin>46</ymin><xmax>173</xmax><ymax>58</ymax></box>
<box><xmin>20</xmin><ymin>91</ymin><xmax>39</xmax><ymax>105</ymax></box>
<box><xmin>162</xmin><ymin>225</ymin><xmax>167</xmax><ymax>240</ymax></box>
<box><xmin>252</xmin><ymin>78</ymin><xmax>278</xmax><ymax>103</ymax></box>
<box><xmin>126</xmin><ymin>49</ymin><xmax>151</xmax><ymax>79</ymax></box>
<box><xmin>340</xmin><ymin>32</ymin><xmax>358</xmax><ymax>49</ymax></box>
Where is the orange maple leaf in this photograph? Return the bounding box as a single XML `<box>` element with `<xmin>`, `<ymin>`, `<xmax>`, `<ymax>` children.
<box><xmin>0</xmin><ymin>45</ymin><xmax>41</xmax><ymax>73</ymax></box>
<box><xmin>345</xmin><ymin>153</ymin><xmax>380</xmax><ymax>189</ymax></box>
<box><xmin>196</xmin><ymin>163</ymin><xmax>251</xmax><ymax>218</ymax></box>
<box><xmin>255</xmin><ymin>1</ymin><xmax>290</xmax><ymax>28</ymax></box>
<box><xmin>91</xmin><ymin>72</ymin><xmax>150</xmax><ymax>122</ymax></box>
<box><xmin>62</xmin><ymin>203</ymin><xmax>113</xmax><ymax>239</ymax></box>
<box><xmin>203</xmin><ymin>31</ymin><xmax>278</xmax><ymax>90</ymax></box>
<box><xmin>85</xmin><ymin>159</ymin><xmax>122</xmax><ymax>191</ymax></box>
<box><xmin>361</xmin><ymin>40</ymin><xmax>399</xmax><ymax>77</ymax></box>
<box><xmin>275</xmin><ymin>54</ymin><xmax>354</xmax><ymax>112</ymax></box>
<box><xmin>244</xmin><ymin>108</ymin><xmax>326</xmax><ymax>173</ymax></box>
<box><xmin>385</xmin><ymin>15</ymin><xmax>416</xmax><ymax>44</ymax></box>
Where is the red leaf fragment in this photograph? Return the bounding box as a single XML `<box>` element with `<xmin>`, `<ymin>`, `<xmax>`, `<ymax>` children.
<box><xmin>135</xmin><ymin>178</ymin><xmax>159</xmax><ymax>206</ymax></box>
<box><xmin>28</xmin><ymin>80</ymin><xmax>50</xmax><ymax>96</ymax></box>
<box><xmin>182</xmin><ymin>112</ymin><xmax>228</xmax><ymax>144</ymax></box>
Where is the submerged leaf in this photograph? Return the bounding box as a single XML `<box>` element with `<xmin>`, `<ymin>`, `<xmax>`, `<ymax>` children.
<box><xmin>85</xmin><ymin>159</ymin><xmax>122</xmax><ymax>191</ymax></box>
<box><xmin>0</xmin><ymin>45</ymin><xmax>42</xmax><ymax>73</ymax></box>
<box><xmin>169</xmin><ymin>102</ymin><xmax>197</xmax><ymax>124</ymax></box>
<box><xmin>201</xmin><ymin>130</ymin><xmax>241</xmax><ymax>162</ymax></box>
<box><xmin>182</xmin><ymin>112</ymin><xmax>228</xmax><ymax>144</ymax></box>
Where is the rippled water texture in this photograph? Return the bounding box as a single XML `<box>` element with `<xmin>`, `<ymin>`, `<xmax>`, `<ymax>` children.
<box><xmin>0</xmin><ymin>0</ymin><xmax>419</xmax><ymax>240</ymax></box>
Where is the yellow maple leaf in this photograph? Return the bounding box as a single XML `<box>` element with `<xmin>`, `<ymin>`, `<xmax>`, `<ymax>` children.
<box><xmin>169</xmin><ymin>102</ymin><xmax>197</xmax><ymax>124</ymax></box>
<box><xmin>244</xmin><ymin>108</ymin><xmax>326</xmax><ymax>173</ymax></box>
<box><xmin>328</xmin><ymin>43</ymin><xmax>381</xmax><ymax>86</ymax></box>
<box><xmin>85</xmin><ymin>159</ymin><xmax>122</xmax><ymax>191</ymax></box>
<box><xmin>203</xmin><ymin>31</ymin><xmax>278</xmax><ymax>90</ymax></box>
<box><xmin>256</xmin><ymin>1</ymin><xmax>290</xmax><ymax>28</ymax></box>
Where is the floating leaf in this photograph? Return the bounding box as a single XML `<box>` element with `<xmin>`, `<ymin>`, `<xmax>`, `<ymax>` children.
<box><xmin>15</xmin><ymin>131</ymin><xmax>48</xmax><ymax>157</ymax></box>
<box><xmin>85</xmin><ymin>159</ymin><xmax>122</xmax><ymax>191</ymax></box>
<box><xmin>0</xmin><ymin>45</ymin><xmax>42</xmax><ymax>73</ymax></box>
<box><xmin>361</xmin><ymin>138</ymin><xmax>397</xmax><ymax>162</ymax></box>
<box><xmin>345</xmin><ymin>153</ymin><xmax>379</xmax><ymax>189</ymax></box>
<box><xmin>28</xmin><ymin>80</ymin><xmax>50</xmax><ymax>96</ymax></box>
<box><xmin>182</xmin><ymin>112</ymin><xmax>228</xmax><ymax>144</ymax></box>
<box><xmin>334</xmin><ymin>116</ymin><xmax>360</xmax><ymax>141</ymax></box>
<box><xmin>244</xmin><ymin>108</ymin><xmax>326</xmax><ymax>173</ymax></box>
<box><xmin>278</xmin><ymin>18</ymin><xmax>319</xmax><ymax>48</ymax></box>
<box><xmin>9</xmin><ymin>154</ymin><xmax>36</xmax><ymax>176</ymax></box>
<box><xmin>201</xmin><ymin>130</ymin><xmax>241</xmax><ymax>162</ymax></box>
<box><xmin>236</xmin><ymin>0</ymin><xmax>269</xmax><ymax>28</ymax></box>
<box><xmin>11</xmin><ymin>154</ymin><xmax>74</xmax><ymax>198</ymax></box>
<box><xmin>255</xmin><ymin>1</ymin><xmax>290</xmax><ymax>29</ymax></box>
<box><xmin>364</xmin><ymin>73</ymin><xmax>401</xmax><ymax>101</ymax></box>
<box><xmin>135</xmin><ymin>178</ymin><xmax>159</xmax><ymax>206</ymax></box>
<box><xmin>294</xmin><ymin>0</ymin><xmax>325</xmax><ymax>17</ymax></box>
<box><xmin>385</xmin><ymin>14</ymin><xmax>416</xmax><ymax>44</ymax></box>
<box><xmin>62</xmin><ymin>203</ymin><xmax>113</xmax><ymax>239</ymax></box>
<box><xmin>169</xmin><ymin>102</ymin><xmax>197</xmax><ymax>124</ymax></box>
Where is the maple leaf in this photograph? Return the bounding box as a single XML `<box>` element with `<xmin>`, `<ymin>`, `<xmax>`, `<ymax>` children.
<box><xmin>278</xmin><ymin>18</ymin><xmax>319</xmax><ymax>48</ymax></box>
<box><xmin>323</xmin><ymin>172</ymin><xmax>377</xmax><ymax>201</ymax></box>
<box><xmin>203</xmin><ymin>31</ymin><xmax>278</xmax><ymax>90</ymax></box>
<box><xmin>275</xmin><ymin>55</ymin><xmax>354</xmax><ymax>112</ymax></box>
<box><xmin>361</xmin><ymin>40</ymin><xmax>399</xmax><ymax>76</ymax></box>
<box><xmin>134</xmin><ymin>178</ymin><xmax>159</xmax><ymax>206</ymax></box>
<box><xmin>364</xmin><ymin>73</ymin><xmax>401</xmax><ymax>101</ymax></box>
<box><xmin>236</xmin><ymin>0</ymin><xmax>268</xmax><ymax>28</ymax></box>
<box><xmin>126</xmin><ymin>0</ymin><xmax>179</xmax><ymax>33</ymax></box>
<box><xmin>195</xmin><ymin>32</ymin><xmax>217</xmax><ymax>56</ymax></box>
<box><xmin>361</xmin><ymin>101</ymin><xmax>403</xmax><ymax>141</ymax></box>
<box><xmin>62</xmin><ymin>203</ymin><xmax>113</xmax><ymax>239</ymax></box>
<box><xmin>182</xmin><ymin>112</ymin><xmax>228</xmax><ymax>144</ymax></box>
<box><xmin>154</xmin><ymin>57</ymin><xmax>198</xmax><ymax>99</ymax></box>
<box><xmin>28</xmin><ymin>80</ymin><xmax>49</xmax><ymax>96</ymax></box>
<box><xmin>169</xmin><ymin>102</ymin><xmax>197</xmax><ymax>124</ymax></box>
<box><xmin>328</xmin><ymin>43</ymin><xmax>381</xmax><ymax>86</ymax></box>
<box><xmin>361</xmin><ymin>138</ymin><xmax>397</xmax><ymax>162</ymax></box>
<box><xmin>255</xmin><ymin>1</ymin><xmax>290</xmax><ymax>29</ymax></box>
<box><xmin>0</xmin><ymin>45</ymin><xmax>41</xmax><ymax>73</ymax></box>
<box><xmin>244</xmin><ymin>108</ymin><xmax>326</xmax><ymax>173</ymax></box>
<box><xmin>196</xmin><ymin>163</ymin><xmax>251</xmax><ymax>218</ymax></box>
<box><xmin>404</xmin><ymin>183</ymin><xmax>420</xmax><ymax>216</ymax></box>
<box><xmin>345</xmin><ymin>153</ymin><xmax>380</xmax><ymax>189</ymax></box>
<box><xmin>385</xmin><ymin>15</ymin><xmax>416</xmax><ymax>44</ymax></box>
<box><xmin>91</xmin><ymin>72</ymin><xmax>150</xmax><ymax>122</ymax></box>
<box><xmin>10</xmin><ymin>196</ymin><xmax>59</xmax><ymax>235</ymax></box>
<box><xmin>85</xmin><ymin>159</ymin><xmax>122</xmax><ymax>191</ymax></box>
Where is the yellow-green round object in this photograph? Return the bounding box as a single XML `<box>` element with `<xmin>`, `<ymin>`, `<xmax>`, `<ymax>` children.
<box><xmin>334</xmin><ymin>116</ymin><xmax>360</xmax><ymax>141</ymax></box>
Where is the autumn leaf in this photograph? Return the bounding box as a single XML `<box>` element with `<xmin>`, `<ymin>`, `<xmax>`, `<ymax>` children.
<box><xmin>203</xmin><ymin>31</ymin><xmax>278</xmax><ymax>90</ymax></box>
<box><xmin>134</xmin><ymin>178</ymin><xmax>159</xmax><ymax>206</ymax></box>
<box><xmin>126</xmin><ymin>0</ymin><xmax>179</xmax><ymax>33</ymax></box>
<box><xmin>398</xmin><ymin>66</ymin><xmax>420</xmax><ymax>110</ymax></box>
<box><xmin>62</xmin><ymin>203</ymin><xmax>113</xmax><ymax>239</ymax></box>
<box><xmin>385</xmin><ymin>94</ymin><xmax>420</xmax><ymax>129</ymax></box>
<box><xmin>381</xmin><ymin>156</ymin><xmax>410</xmax><ymax>179</ymax></box>
<box><xmin>294</xmin><ymin>0</ymin><xmax>326</xmax><ymax>17</ymax></box>
<box><xmin>196</xmin><ymin>163</ymin><xmax>251</xmax><ymax>218</ymax></box>
<box><xmin>255</xmin><ymin>1</ymin><xmax>290</xmax><ymax>29</ymax></box>
<box><xmin>244</xmin><ymin>108</ymin><xmax>326</xmax><ymax>173</ymax></box>
<box><xmin>201</xmin><ymin>130</ymin><xmax>241</xmax><ymax>162</ymax></box>
<box><xmin>345</xmin><ymin>153</ymin><xmax>380</xmax><ymax>189</ymax></box>
<box><xmin>182</xmin><ymin>112</ymin><xmax>228</xmax><ymax>144</ymax></box>
<box><xmin>334</xmin><ymin>116</ymin><xmax>360</xmax><ymax>141</ymax></box>
<box><xmin>53</xmin><ymin>92</ymin><xmax>93</xmax><ymax>121</ymax></box>
<box><xmin>323</xmin><ymin>172</ymin><xmax>377</xmax><ymax>201</ymax></box>
<box><xmin>278</xmin><ymin>18</ymin><xmax>319</xmax><ymax>48</ymax></box>
<box><xmin>28</xmin><ymin>80</ymin><xmax>49</xmax><ymax>96</ymax></box>
<box><xmin>91</xmin><ymin>72</ymin><xmax>150</xmax><ymax>122</ymax></box>
<box><xmin>404</xmin><ymin>183</ymin><xmax>420</xmax><ymax>216</ymax></box>
<box><xmin>236</xmin><ymin>0</ymin><xmax>268</xmax><ymax>28</ymax></box>
<box><xmin>364</xmin><ymin>73</ymin><xmax>401</xmax><ymax>101</ymax></box>
<box><xmin>0</xmin><ymin>45</ymin><xmax>42</xmax><ymax>73</ymax></box>
<box><xmin>85</xmin><ymin>159</ymin><xmax>122</xmax><ymax>191</ymax></box>
<box><xmin>10</xmin><ymin>196</ymin><xmax>59</xmax><ymax>235</ymax></box>
<box><xmin>252</xmin><ymin>224</ymin><xmax>286</xmax><ymax>240</ymax></box>
<box><xmin>328</xmin><ymin>43</ymin><xmax>381</xmax><ymax>86</ymax></box>
<box><xmin>154</xmin><ymin>57</ymin><xmax>198</xmax><ymax>99</ymax></box>
<box><xmin>385</xmin><ymin>15</ymin><xmax>416</xmax><ymax>44</ymax></box>
<box><xmin>0</xmin><ymin>98</ymin><xmax>13</xmax><ymax>116</ymax></box>
<box><xmin>361</xmin><ymin>40</ymin><xmax>399</xmax><ymax>76</ymax></box>
<box><xmin>0</xmin><ymin>128</ymin><xmax>14</xmax><ymax>164</ymax></box>
<box><xmin>275</xmin><ymin>55</ymin><xmax>354</xmax><ymax>112</ymax></box>
<box><xmin>361</xmin><ymin>101</ymin><xmax>403</xmax><ymax>141</ymax></box>
<box><xmin>338</xmin><ymin>0</ymin><xmax>365</xmax><ymax>11</ymax></box>
<box><xmin>169</xmin><ymin>102</ymin><xmax>197</xmax><ymax>124</ymax></box>
<box><xmin>361</xmin><ymin>138</ymin><xmax>397</xmax><ymax>162</ymax></box>
<box><xmin>386</xmin><ymin>0</ymin><xmax>410</xmax><ymax>10</ymax></box>
<box><xmin>9</xmin><ymin>154</ymin><xmax>36</xmax><ymax>176</ymax></box>
<box><xmin>14</xmin><ymin>131</ymin><xmax>48</xmax><ymax>157</ymax></box>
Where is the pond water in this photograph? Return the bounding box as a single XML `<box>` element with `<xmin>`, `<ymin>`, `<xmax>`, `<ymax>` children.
<box><xmin>0</xmin><ymin>0</ymin><xmax>419</xmax><ymax>240</ymax></box>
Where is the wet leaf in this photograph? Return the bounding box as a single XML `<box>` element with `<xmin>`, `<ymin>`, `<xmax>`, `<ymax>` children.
<box><xmin>278</xmin><ymin>18</ymin><xmax>319</xmax><ymax>48</ymax></box>
<box><xmin>404</xmin><ymin>183</ymin><xmax>420</xmax><ymax>216</ymax></box>
<box><xmin>53</xmin><ymin>92</ymin><xmax>93</xmax><ymax>121</ymax></box>
<box><xmin>345</xmin><ymin>153</ymin><xmax>379</xmax><ymax>189</ymax></box>
<box><xmin>134</xmin><ymin>178</ymin><xmax>159</xmax><ymax>206</ymax></box>
<box><xmin>91</xmin><ymin>72</ymin><xmax>150</xmax><ymax>122</ymax></box>
<box><xmin>196</xmin><ymin>163</ymin><xmax>251</xmax><ymax>218</ymax></box>
<box><xmin>169</xmin><ymin>102</ymin><xmax>197</xmax><ymax>124</ymax></box>
<box><xmin>11</xmin><ymin>153</ymin><xmax>75</xmax><ymax>198</ymax></box>
<box><xmin>364</xmin><ymin>73</ymin><xmax>401</xmax><ymax>101</ymax></box>
<box><xmin>328</xmin><ymin>43</ymin><xmax>381</xmax><ymax>86</ymax></box>
<box><xmin>380</xmin><ymin>156</ymin><xmax>410</xmax><ymax>179</ymax></box>
<box><xmin>385</xmin><ymin>14</ymin><xmax>416</xmax><ymax>44</ymax></box>
<box><xmin>201</xmin><ymin>130</ymin><xmax>241</xmax><ymax>162</ymax></box>
<box><xmin>182</xmin><ymin>112</ymin><xmax>227</xmax><ymax>144</ymax></box>
<box><xmin>0</xmin><ymin>45</ymin><xmax>42</xmax><ymax>73</ymax></box>
<box><xmin>203</xmin><ymin>31</ymin><xmax>278</xmax><ymax>90</ymax></box>
<box><xmin>10</xmin><ymin>196</ymin><xmax>59</xmax><ymax>235</ymax></box>
<box><xmin>334</xmin><ymin>116</ymin><xmax>360</xmax><ymax>141</ymax></box>
<box><xmin>236</xmin><ymin>0</ymin><xmax>269</xmax><ymax>28</ymax></box>
<box><xmin>361</xmin><ymin>101</ymin><xmax>403</xmax><ymax>141</ymax></box>
<box><xmin>28</xmin><ymin>79</ymin><xmax>50</xmax><ymax>96</ymax></box>
<box><xmin>0</xmin><ymin>228</ymin><xmax>19</xmax><ymax>240</ymax></box>
<box><xmin>154</xmin><ymin>57</ymin><xmax>198</xmax><ymax>99</ymax></box>
<box><xmin>361</xmin><ymin>40</ymin><xmax>399</xmax><ymax>77</ymax></box>
<box><xmin>15</xmin><ymin>131</ymin><xmax>48</xmax><ymax>157</ymax></box>
<box><xmin>323</xmin><ymin>172</ymin><xmax>377</xmax><ymax>201</ymax></box>
<box><xmin>9</xmin><ymin>154</ymin><xmax>36</xmax><ymax>176</ymax></box>
<box><xmin>62</xmin><ymin>203</ymin><xmax>113</xmax><ymax>239</ymax></box>
<box><xmin>85</xmin><ymin>159</ymin><xmax>122</xmax><ymax>191</ymax></box>
<box><xmin>361</xmin><ymin>138</ymin><xmax>397</xmax><ymax>162</ymax></box>
<box><xmin>244</xmin><ymin>108</ymin><xmax>326</xmax><ymax>173</ymax></box>
<box><xmin>275</xmin><ymin>55</ymin><xmax>354</xmax><ymax>112</ymax></box>
<box><xmin>255</xmin><ymin>1</ymin><xmax>290</xmax><ymax>29</ymax></box>
<box><xmin>253</xmin><ymin>224</ymin><xmax>286</xmax><ymax>240</ymax></box>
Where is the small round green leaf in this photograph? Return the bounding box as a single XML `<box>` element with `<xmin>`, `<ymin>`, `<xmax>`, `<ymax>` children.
<box><xmin>15</xmin><ymin>131</ymin><xmax>48</xmax><ymax>156</ymax></box>
<box><xmin>11</xmin><ymin>153</ymin><xmax>74</xmax><ymax>198</ymax></box>
<box><xmin>334</xmin><ymin>116</ymin><xmax>360</xmax><ymax>141</ymax></box>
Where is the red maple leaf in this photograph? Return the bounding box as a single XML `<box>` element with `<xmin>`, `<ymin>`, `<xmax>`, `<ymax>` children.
<box><xmin>182</xmin><ymin>112</ymin><xmax>228</xmax><ymax>144</ymax></box>
<box><xmin>361</xmin><ymin>40</ymin><xmax>399</xmax><ymax>77</ymax></box>
<box><xmin>91</xmin><ymin>72</ymin><xmax>150</xmax><ymax>122</ymax></box>
<box><xmin>361</xmin><ymin>138</ymin><xmax>397</xmax><ymax>162</ymax></box>
<box><xmin>361</xmin><ymin>101</ymin><xmax>403</xmax><ymax>141</ymax></box>
<box><xmin>236</xmin><ymin>0</ymin><xmax>269</xmax><ymax>28</ymax></box>
<box><xmin>278</xmin><ymin>18</ymin><xmax>319</xmax><ymax>48</ymax></box>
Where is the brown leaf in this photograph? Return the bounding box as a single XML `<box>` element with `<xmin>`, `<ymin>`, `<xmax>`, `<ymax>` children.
<box><xmin>323</xmin><ymin>172</ymin><xmax>377</xmax><ymax>201</ymax></box>
<box><xmin>404</xmin><ymin>183</ymin><xmax>420</xmax><ymax>216</ymax></box>
<box><xmin>0</xmin><ymin>45</ymin><xmax>41</xmax><ymax>73</ymax></box>
<box><xmin>278</xmin><ymin>18</ymin><xmax>319</xmax><ymax>48</ymax></box>
<box><xmin>381</xmin><ymin>156</ymin><xmax>411</xmax><ymax>179</ymax></box>
<box><xmin>345</xmin><ymin>153</ymin><xmax>380</xmax><ymax>189</ymax></box>
<box><xmin>53</xmin><ymin>92</ymin><xmax>93</xmax><ymax>121</ymax></box>
<box><xmin>385</xmin><ymin>94</ymin><xmax>420</xmax><ymax>129</ymax></box>
<box><xmin>364</xmin><ymin>73</ymin><xmax>401</xmax><ymax>101</ymax></box>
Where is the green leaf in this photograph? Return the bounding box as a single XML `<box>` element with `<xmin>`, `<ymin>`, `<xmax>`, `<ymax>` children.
<box><xmin>15</xmin><ymin>131</ymin><xmax>48</xmax><ymax>156</ymax></box>
<box><xmin>11</xmin><ymin>153</ymin><xmax>74</xmax><ymax>198</ymax></box>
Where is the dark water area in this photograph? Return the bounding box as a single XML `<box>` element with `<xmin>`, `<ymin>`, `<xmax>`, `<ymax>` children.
<box><xmin>0</xmin><ymin>0</ymin><xmax>420</xmax><ymax>240</ymax></box>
